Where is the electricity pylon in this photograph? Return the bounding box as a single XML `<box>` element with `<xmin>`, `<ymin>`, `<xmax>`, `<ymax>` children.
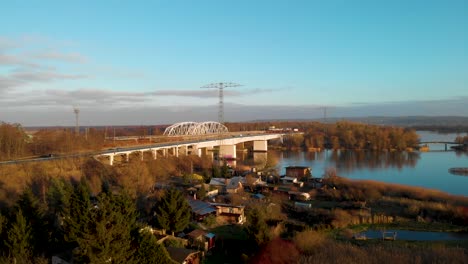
<box><xmin>201</xmin><ymin>82</ymin><xmax>242</xmax><ymax>124</ymax></box>
<box><xmin>73</xmin><ymin>106</ymin><xmax>80</xmax><ymax>134</ymax></box>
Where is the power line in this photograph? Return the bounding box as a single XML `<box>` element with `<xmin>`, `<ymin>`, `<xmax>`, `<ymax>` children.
<box><xmin>201</xmin><ymin>82</ymin><xmax>242</xmax><ymax>124</ymax></box>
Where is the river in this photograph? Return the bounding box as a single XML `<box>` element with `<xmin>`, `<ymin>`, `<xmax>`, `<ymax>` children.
<box><xmin>363</xmin><ymin>229</ymin><xmax>468</xmax><ymax>241</ymax></box>
<box><xmin>237</xmin><ymin>131</ymin><xmax>468</xmax><ymax>196</ymax></box>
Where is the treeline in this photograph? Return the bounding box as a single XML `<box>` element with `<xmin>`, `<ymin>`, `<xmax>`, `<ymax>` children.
<box><xmin>30</xmin><ymin>128</ymin><xmax>106</xmax><ymax>155</ymax></box>
<box><xmin>0</xmin><ymin>154</ymin><xmax>213</xmax><ymax>208</ymax></box>
<box><xmin>0</xmin><ymin>120</ymin><xmax>420</xmax><ymax>161</ymax></box>
<box><xmin>0</xmin><ymin>123</ymin><xmax>29</xmax><ymax>160</ymax></box>
<box><xmin>0</xmin><ymin>123</ymin><xmax>109</xmax><ymax>160</ymax></box>
<box><xmin>0</xmin><ymin>178</ymin><xmax>176</xmax><ymax>263</ymax></box>
<box><xmin>411</xmin><ymin>125</ymin><xmax>468</xmax><ymax>134</ymax></box>
<box><xmin>0</xmin><ymin>154</ymin><xmax>221</xmax><ymax>263</ymax></box>
<box><xmin>1</xmin><ymin>122</ymin><xmax>175</xmax><ymax>160</ymax></box>
<box><xmin>455</xmin><ymin>135</ymin><xmax>468</xmax><ymax>144</ymax></box>
<box><xmin>277</xmin><ymin>121</ymin><xmax>419</xmax><ymax>151</ymax></box>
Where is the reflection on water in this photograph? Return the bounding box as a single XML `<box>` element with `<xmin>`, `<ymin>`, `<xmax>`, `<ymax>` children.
<box><xmin>234</xmin><ymin>149</ymin><xmax>467</xmax><ymax>196</ymax></box>
<box><xmin>331</xmin><ymin>151</ymin><xmax>420</xmax><ymax>173</ymax></box>
<box><xmin>235</xmin><ymin>150</ymin><xmax>420</xmax><ymax>174</ymax></box>
<box><xmin>261</xmin><ymin>150</ymin><xmax>420</xmax><ymax>174</ymax></box>
<box><xmin>231</xmin><ymin>131</ymin><xmax>468</xmax><ymax>195</ymax></box>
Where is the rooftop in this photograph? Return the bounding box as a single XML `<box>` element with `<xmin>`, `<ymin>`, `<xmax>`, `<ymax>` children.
<box><xmin>188</xmin><ymin>199</ymin><xmax>217</xmax><ymax>216</ymax></box>
<box><xmin>166</xmin><ymin>247</ymin><xmax>199</xmax><ymax>264</ymax></box>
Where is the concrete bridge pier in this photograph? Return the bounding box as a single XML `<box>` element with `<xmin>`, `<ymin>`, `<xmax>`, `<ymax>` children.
<box><xmin>219</xmin><ymin>145</ymin><xmax>237</xmax><ymax>159</ymax></box>
<box><xmin>140</xmin><ymin>150</ymin><xmax>145</xmax><ymax>161</ymax></box>
<box><xmin>181</xmin><ymin>145</ymin><xmax>188</xmax><ymax>156</ymax></box>
<box><xmin>237</xmin><ymin>142</ymin><xmax>245</xmax><ymax>150</ymax></box>
<box><xmin>253</xmin><ymin>152</ymin><xmax>268</xmax><ymax>168</ymax></box>
<box><xmin>253</xmin><ymin>140</ymin><xmax>268</xmax><ymax>152</ymax></box>
<box><xmin>109</xmin><ymin>154</ymin><xmax>114</xmax><ymax>166</ymax></box>
<box><xmin>198</xmin><ymin>147</ymin><xmax>214</xmax><ymax>159</ymax></box>
<box><xmin>151</xmin><ymin>149</ymin><xmax>157</xmax><ymax>160</ymax></box>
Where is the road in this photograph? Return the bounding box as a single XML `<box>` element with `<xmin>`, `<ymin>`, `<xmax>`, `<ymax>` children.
<box><xmin>0</xmin><ymin>132</ymin><xmax>288</xmax><ymax>166</ymax></box>
<box><xmin>0</xmin><ymin>133</ymin><xmax>262</xmax><ymax>165</ymax></box>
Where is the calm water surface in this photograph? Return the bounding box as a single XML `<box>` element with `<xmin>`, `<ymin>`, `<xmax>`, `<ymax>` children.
<box><xmin>364</xmin><ymin>230</ymin><xmax>468</xmax><ymax>241</ymax></box>
<box><xmin>244</xmin><ymin>131</ymin><xmax>468</xmax><ymax>196</ymax></box>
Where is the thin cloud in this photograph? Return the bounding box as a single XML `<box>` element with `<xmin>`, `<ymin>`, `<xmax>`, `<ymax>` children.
<box><xmin>3</xmin><ymin>97</ymin><xmax>468</xmax><ymax>126</ymax></box>
<box><xmin>0</xmin><ymin>37</ymin><xmax>89</xmax><ymax>92</ymax></box>
<box><xmin>30</xmin><ymin>51</ymin><xmax>88</xmax><ymax>63</ymax></box>
<box><xmin>0</xmin><ymin>88</ymin><xmax>152</xmax><ymax>108</ymax></box>
<box><xmin>12</xmin><ymin>70</ymin><xmax>86</xmax><ymax>82</ymax></box>
<box><xmin>152</xmin><ymin>89</ymin><xmax>219</xmax><ymax>98</ymax></box>
<box><xmin>0</xmin><ymin>53</ymin><xmax>23</xmax><ymax>65</ymax></box>
<box><xmin>151</xmin><ymin>87</ymin><xmax>286</xmax><ymax>98</ymax></box>
<box><xmin>0</xmin><ymin>69</ymin><xmax>87</xmax><ymax>90</ymax></box>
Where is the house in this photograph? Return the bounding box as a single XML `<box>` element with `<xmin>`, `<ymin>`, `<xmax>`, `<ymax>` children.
<box><xmin>188</xmin><ymin>199</ymin><xmax>217</xmax><ymax>221</ymax></box>
<box><xmin>186</xmin><ymin>229</ymin><xmax>215</xmax><ymax>251</ymax></box>
<box><xmin>245</xmin><ymin>175</ymin><xmax>267</xmax><ymax>191</ymax></box>
<box><xmin>226</xmin><ymin>176</ymin><xmax>244</xmax><ymax>194</ymax></box>
<box><xmin>166</xmin><ymin>247</ymin><xmax>200</xmax><ymax>264</ymax></box>
<box><xmin>288</xmin><ymin>191</ymin><xmax>310</xmax><ymax>201</ymax></box>
<box><xmin>281</xmin><ymin>176</ymin><xmax>298</xmax><ymax>184</ymax></box>
<box><xmin>210</xmin><ymin>203</ymin><xmax>245</xmax><ymax>224</ymax></box>
<box><xmin>294</xmin><ymin>201</ymin><xmax>312</xmax><ymax>210</ymax></box>
<box><xmin>285</xmin><ymin>166</ymin><xmax>311</xmax><ymax>180</ymax></box>
<box><xmin>209</xmin><ymin>178</ymin><xmax>229</xmax><ymax>193</ymax></box>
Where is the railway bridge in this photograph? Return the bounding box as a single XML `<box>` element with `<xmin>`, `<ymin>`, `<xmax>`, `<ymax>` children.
<box><xmin>96</xmin><ymin>122</ymin><xmax>286</xmax><ymax>165</ymax></box>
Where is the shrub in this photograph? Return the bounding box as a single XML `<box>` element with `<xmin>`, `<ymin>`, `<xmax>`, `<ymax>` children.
<box><xmin>293</xmin><ymin>230</ymin><xmax>328</xmax><ymax>254</ymax></box>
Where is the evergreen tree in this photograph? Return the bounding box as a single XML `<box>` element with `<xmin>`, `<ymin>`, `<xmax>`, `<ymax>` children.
<box><xmin>44</xmin><ymin>178</ymin><xmax>73</xmax><ymax>255</ymax></box>
<box><xmin>135</xmin><ymin>231</ymin><xmax>176</xmax><ymax>264</ymax></box>
<box><xmin>245</xmin><ymin>207</ymin><xmax>270</xmax><ymax>246</ymax></box>
<box><xmin>62</xmin><ymin>179</ymin><xmax>93</xmax><ymax>245</ymax></box>
<box><xmin>81</xmin><ymin>192</ymin><xmax>137</xmax><ymax>263</ymax></box>
<box><xmin>6</xmin><ymin>209</ymin><xmax>33</xmax><ymax>263</ymax></box>
<box><xmin>15</xmin><ymin>188</ymin><xmax>48</xmax><ymax>256</ymax></box>
<box><xmin>220</xmin><ymin>163</ymin><xmax>231</xmax><ymax>178</ymax></box>
<box><xmin>212</xmin><ymin>166</ymin><xmax>221</xmax><ymax>178</ymax></box>
<box><xmin>202</xmin><ymin>170</ymin><xmax>212</xmax><ymax>184</ymax></box>
<box><xmin>152</xmin><ymin>188</ymin><xmax>191</xmax><ymax>235</ymax></box>
<box><xmin>196</xmin><ymin>184</ymin><xmax>207</xmax><ymax>200</ymax></box>
<box><xmin>63</xmin><ymin>181</ymin><xmax>138</xmax><ymax>263</ymax></box>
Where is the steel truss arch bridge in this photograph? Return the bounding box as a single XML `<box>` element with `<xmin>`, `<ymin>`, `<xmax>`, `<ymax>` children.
<box><xmin>164</xmin><ymin>121</ymin><xmax>228</xmax><ymax>136</ymax></box>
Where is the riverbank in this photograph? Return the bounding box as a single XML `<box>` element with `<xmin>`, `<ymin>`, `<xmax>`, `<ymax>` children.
<box><xmin>280</xmin><ymin>177</ymin><xmax>468</xmax><ymax>261</ymax></box>
<box><xmin>284</xmin><ymin>176</ymin><xmax>468</xmax><ymax>238</ymax></box>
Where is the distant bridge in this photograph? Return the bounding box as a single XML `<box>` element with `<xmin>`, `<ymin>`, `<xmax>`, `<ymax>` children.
<box><xmin>418</xmin><ymin>141</ymin><xmax>463</xmax><ymax>151</ymax></box>
<box><xmin>95</xmin><ymin>133</ymin><xmax>286</xmax><ymax>165</ymax></box>
<box><xmin>419</xmin><ymin>141</ymin><xmax>458</xmax><ymax>145</ymax></box>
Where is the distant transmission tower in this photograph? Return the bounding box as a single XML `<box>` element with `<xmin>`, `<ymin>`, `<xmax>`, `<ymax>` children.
<box><xmin>322</xmin><ymin>106</ymin><xmax>327</xmax><ymax>123</ymax></box>
<box><xmin>73</xmin><ymin>107</ymin><xmax>80</xmax><ymax>134</ymax></box>
<box><xmin>201</xmin><ymin>82</ymin><xmax>242</xmax><ymax>124</ymax></box>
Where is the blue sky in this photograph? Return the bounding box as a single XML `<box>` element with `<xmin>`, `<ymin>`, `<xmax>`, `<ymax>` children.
<box><xmin>1</xmin><ymin>0</ymin><xmax>467</xmax><ymax>125</ymax></box>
